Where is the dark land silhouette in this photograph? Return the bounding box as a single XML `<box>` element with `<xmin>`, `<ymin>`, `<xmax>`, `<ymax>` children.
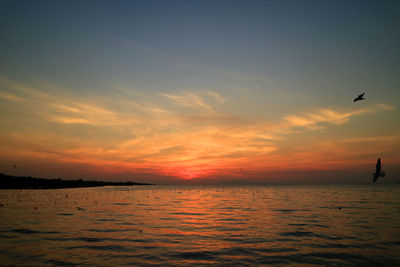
<box><xmin>0</xmin><ymin>173</ymin><xmax>153</xmax><ymax>189</ymax></box>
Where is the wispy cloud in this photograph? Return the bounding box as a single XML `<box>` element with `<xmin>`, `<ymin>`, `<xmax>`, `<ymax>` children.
<box><xmin>161</xmin><ymin>90</ymin><xmax>225</xmax><ymax>113</ymax></box>
<box><xmin>0</xmin><ymin>92</ymin><xmax>26</xmax><ymax>102</ymax></box>
<box><xmin>341</xmin><ymin>136</ymin><xmax>399</xmax><ymax>143</ymax></box>
<box><xmin>52</xmin><ymin>117</ymin><xmax>93</xmax><ymax>125</ymax></box>
<box><xmin>205</xmin><ymin>90</ymin><xmax>225</xmax><ymax>104</ymax></box>
<box><xmin>284</xmin><ymin>105</ymin><xmax>395</xmax><ymax>130</ymax></box>
<box><xmin>0</xmin><ymin>76</ymin><xmax>398</xmax><ymax>179</ymax></box>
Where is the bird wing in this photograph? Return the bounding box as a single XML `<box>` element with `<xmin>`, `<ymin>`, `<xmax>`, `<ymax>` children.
<box><xmin>359</xmin><ymin>93</ymin><xmax>365</xmax><ymax>97</ymax></box>
<box><xmin>373</xmin><ymin>173</ymin><xmax>379</xmax><ymax>182</ymax></box>
<box><xmin>375</xmin><ymin>158</ymin><xmax>381</xmax><ymax>173</ymax></box>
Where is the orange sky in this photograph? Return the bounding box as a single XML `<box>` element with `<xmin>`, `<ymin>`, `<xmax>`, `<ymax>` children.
<box><xmin>0</xmin><ymin>76</ymin><xmax>399</xmax><ymax>183</ymax></box>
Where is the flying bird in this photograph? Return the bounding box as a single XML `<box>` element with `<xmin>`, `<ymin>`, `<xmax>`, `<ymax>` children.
<box><xmin>373</xmin><ymin>157</ymin><xmax>385</xmax><ymax>182</ymax></box>
<box><xmin>353</xmin><ymin>93</ymin><xmax>365</xmax><ymax>102</ymax></box>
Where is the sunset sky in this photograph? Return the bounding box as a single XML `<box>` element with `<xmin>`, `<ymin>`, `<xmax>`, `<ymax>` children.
<box><xmin>0</xmin><ymin>0</ymin><xmax>399</xmax><ymax>184</ymax></box>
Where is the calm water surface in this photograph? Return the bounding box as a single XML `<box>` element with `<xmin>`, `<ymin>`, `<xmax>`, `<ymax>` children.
<box><xmin>0</xmin><ymin>185</ymin><xmax>399</xmax><ymax>266</ymax></box>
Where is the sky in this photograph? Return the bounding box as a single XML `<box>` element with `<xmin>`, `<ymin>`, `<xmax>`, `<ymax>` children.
<box><xmin>0</xmin><ymin>0</ymin><xmax>399</xmax><ymax>184</ymax></box>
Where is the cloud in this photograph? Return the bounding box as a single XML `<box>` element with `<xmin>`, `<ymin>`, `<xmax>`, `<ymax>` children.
<box><xmin>161</xmin><ymin>90</ymin><xmax>225</xmax><ymax>113</ymax></box>
<box><xmin>52</xmin><ymin>117</ymin><xmax>93</xmax><ymax>125</ymax></box>
<box><xmin>0</xmin><ymin>92</ymin><xmax>26</xmax><ymax>102</ymax></box>
<box><xmin>341</xmin><ymin>136</ymin><xmax>399</xmax><ymax>143</ymax></box>
<box><xmin>283</xmin><ymin>105</ymin><xmax>394</xmax><ymax>130</ymax></box>
<box><xmin>285</xmin><ymin>109</ymin><xmax>356</xmax><ymax>128</ymax></box>
<box><xmin>205</xmin><ymin>90</ymin><xmax>225</xmax><ymax>104</ymax></box>
<box><xmin>0</xmin><ymin>76</ymin><xmax>169</xmax><ymax>128</ymax></box>
<box><xmin>0</xmin><ymin>76</ymin><xmax>398</xmax><ymax>180</ymax></box>
<box><xmin>375</xmin><ymin>103</ymin><xmax>396</xmax><ymax>111</ymax></box>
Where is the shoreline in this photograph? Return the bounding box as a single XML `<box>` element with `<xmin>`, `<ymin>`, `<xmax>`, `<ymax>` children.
<box><xmin>0</xmin><ymin>173</ymin><xmax>154</xmax><ymax>189</ymax></box>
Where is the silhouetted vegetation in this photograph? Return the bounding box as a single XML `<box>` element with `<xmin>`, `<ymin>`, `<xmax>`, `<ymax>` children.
<box><xmin>0</xmin><ymin>173</ymin><xmax>153</xmax><ymax>189</ymax></box>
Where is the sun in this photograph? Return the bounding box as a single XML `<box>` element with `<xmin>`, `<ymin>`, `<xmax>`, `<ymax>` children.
<box><xmin>168</xmin><ymin>167</ymin><xmax>211</xmax><ymax>180</ymax></box>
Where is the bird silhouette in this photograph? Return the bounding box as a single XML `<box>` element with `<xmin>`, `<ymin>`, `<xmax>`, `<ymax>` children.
<box><xmin>373</xmin><ymin>157</ymin><xmax>385</xmax><ymax>182</ymax></box>
<box><xmin>353</xmin><ymin>93</ymin><xmax>365</xmax><ymax>102</ymax></box>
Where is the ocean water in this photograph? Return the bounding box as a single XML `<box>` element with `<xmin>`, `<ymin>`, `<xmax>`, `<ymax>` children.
<box><xmin>0</xmin><ymin>184</ymin><xmax>399</xmax><ymax>266</ymax></box>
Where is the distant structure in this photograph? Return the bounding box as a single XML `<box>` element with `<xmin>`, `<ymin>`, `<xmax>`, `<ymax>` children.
<box><xmin>353</xmin><ymin>93</ymin><xmax>365</xmax><ymax>102</ymax></box>
<box><xmin>373</xmin><ymin>157</ymin><xmax>385</xmax><ymax>182</ymax></box>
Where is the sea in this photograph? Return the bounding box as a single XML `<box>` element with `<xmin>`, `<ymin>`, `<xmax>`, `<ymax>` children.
<box><xmin>0</xmin><ymin>184</ymin><xmax>399</xmax><ymax>266</ymax></box>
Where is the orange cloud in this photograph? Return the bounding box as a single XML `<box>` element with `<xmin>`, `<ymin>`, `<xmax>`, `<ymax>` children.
<box><xmin>0</xmin><ymin>77</ymin><xmax>398</xmax><ymax>181</ymax></box>
<box><xmin>284</xmin><ymin>105</ymin><xmax>394</xmax><ymax>129</ymax></box>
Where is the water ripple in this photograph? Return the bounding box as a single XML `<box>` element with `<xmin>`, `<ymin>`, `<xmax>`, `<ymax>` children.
<box><xmin>0</xmin><ymin>185</ymin><xmax>399</xmax><ymax>266</ymax></box>
<box><xmin>66</xmin><ymin>245</ymin><xmax>132</xmax><ymax>252</ymax></box>
<box><xmin>11</xmin><ymin>228</ymin><xmax>60</xmax><ymax>234</ymax></box>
